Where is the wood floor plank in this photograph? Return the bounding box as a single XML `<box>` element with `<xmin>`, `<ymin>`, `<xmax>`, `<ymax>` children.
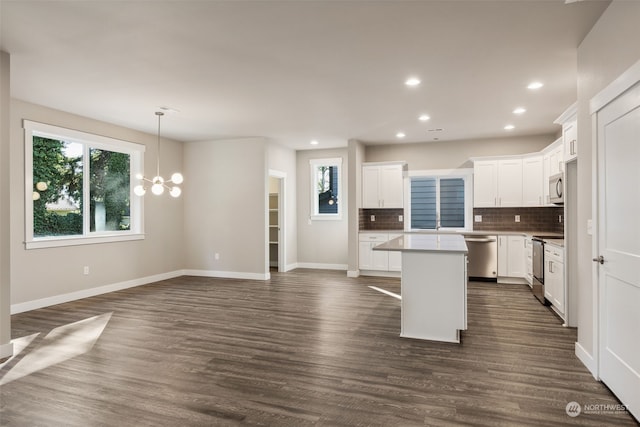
<box><xmin>1</xmin><ymin>269</ymin><xmax>637</xmax><ymax>426</ymax></box>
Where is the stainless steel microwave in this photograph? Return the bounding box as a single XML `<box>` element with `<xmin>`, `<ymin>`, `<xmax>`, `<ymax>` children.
<box><xmin>549</xmin><ymin>172</ymin><xmax>564</xmax><ymax>204</ymax></box>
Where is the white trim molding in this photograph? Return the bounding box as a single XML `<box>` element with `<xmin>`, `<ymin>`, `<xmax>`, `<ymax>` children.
<box><xmin>0</xmin><ymin>342</ymin><xmax>14</xmax><ymax>360</ymax></box>
<box><xmin>575</xmin><ymin>342</ymin><xmax>598</xmax><ymax>380</ymax></box>
<box><xmin>296</xmin><ymin>262</ymin><xmax>348</xmax><ymax>271</ymax></box>
<box><xmin>590</xmin><ymin>58</ymin><xmax>640</xmax><ymax>114</ymax></box>
<box><xmin>11</xmin><ymin>270</ymin><xmax>183</xmax><ymax>314</ymax></box>
<box><xmin>183</xmin><ymin>269</ymin><xmax>270</xmax><ymax>281</ymax></box>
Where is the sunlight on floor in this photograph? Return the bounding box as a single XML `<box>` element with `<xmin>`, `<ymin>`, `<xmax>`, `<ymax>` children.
<box><xmin>0</xmin><ymin>312</ymin><xmax>112</xmax><ymax>385</ymax></box>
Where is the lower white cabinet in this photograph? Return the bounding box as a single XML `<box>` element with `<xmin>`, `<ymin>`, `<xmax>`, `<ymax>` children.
<box><xmin>498</xmin><ymin>235</ymin><xmax>526</xmax><ymax>282</ymax></box>
<box><xmin>544</xmin><ymin>243</ymin><xmax>565</xmax><ymax>316</ymax></box>
<box><xmin>359</xmin><ymin>232</ymin><xmax>402</xmax><ymax>272</ymax></box>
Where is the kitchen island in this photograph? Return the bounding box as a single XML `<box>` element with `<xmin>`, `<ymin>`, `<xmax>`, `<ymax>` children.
<box><xmin>374</xmin><ymin>234</ymin><xmax>468</xmax><ymax>343</ymax></box>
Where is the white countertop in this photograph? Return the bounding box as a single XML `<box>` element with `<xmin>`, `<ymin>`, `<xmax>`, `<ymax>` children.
<box><xmin>373</xmin><ymin>234</ymin><xmax>468</xmax><ymax>253</ymax></box>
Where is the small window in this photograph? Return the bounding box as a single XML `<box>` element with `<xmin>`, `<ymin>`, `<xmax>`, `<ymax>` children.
<box><xmin>24</xmin><ymin>120</ymin><xmax>145</xmax><ymax>249</ymax></box>
<box><xmin>310</xmin><ymin>158</ymin><xmax>342</xmax><ymax>220</ymax></box>
<box><xmin>407</xmin><ymin>170</ymin><xmax>472</xmax><ymax>231</ymax></box>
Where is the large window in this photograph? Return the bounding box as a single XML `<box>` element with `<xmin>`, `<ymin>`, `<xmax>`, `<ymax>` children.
<box><xmin>406</xmin><ymin>169</ymin><xmax>473</xmax><ymax>231</ymax></box>
<box><xmin>24</xmin><ymin>120</ymin><xmax>145</xmax><ymax>249</ymax></box>
<box><xmin>309</xmin><ymin>158</ymin><xmax>342</xmax><ymax>220</ymax></box>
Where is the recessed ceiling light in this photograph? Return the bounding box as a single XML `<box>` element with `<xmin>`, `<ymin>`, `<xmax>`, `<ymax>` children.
<box><xmin>513</xmin><ymin>107</ymin><xmax>526</xmax><ymax>114</ymax></box>
<box><xmin>310</xmin><ymin>140</ymin><xmax>319</xmax><ymax>145</ymax></box>
<box><xmin>504</xmin><ymin>124</ymin><xmax>515</xmax><ymax>130</ymax></box>
<box><xmin>418</xmin><ymin>114</ymin><xmax>431</xmax><ymax>121</ymax></box>
<box><xmin>396</xmin><ymin>132</ymin><xmax>406</xmax><ymax>138</ymax></box>
<box><xmin>405</xmin><ymin>77</ymin><xmax>421</xmax><ymax>87</ymax></box>
<box><xmin>527</xmin><ymin>81</ymin><xmax>544</xmax><ymax>90</ymax></box>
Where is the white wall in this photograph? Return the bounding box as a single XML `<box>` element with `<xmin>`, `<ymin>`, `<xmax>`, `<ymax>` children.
<box><xmin>365</xmin><ymin>134</ymin><xmax>555</xmax><ymax>169</ymax></box>
<box><xmin>267</xmin><ymin>142</ymin><xmax>298</xmax><ymax>271</ymax></box>
<box><xmin>575</xmin><ymin>0</ymin><xmax>640</xmax><ymax>373</ymax></box>
<box><xmin>0</xmin><ymin>51</ymin><xmax>11</xmax><ymax>358</ymax></box>
<box><xmin>183</xmin><ymin>138</ymin><xmax>268</xmax><ymax>278</ymax></box>
<box><xmin>296</xmin><ymin>148</ymin><xmax>349</xmax><ymax>269</ymax></box>
<box><xmin>9</xmin><ymin>99</ymin><xmax>185</xmax><ymax>308</ymax></box>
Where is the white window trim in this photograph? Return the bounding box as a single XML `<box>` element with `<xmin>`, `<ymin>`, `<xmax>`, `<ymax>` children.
<box><xmin>24</xmin><ymin>120</ymin><xmax>145</xmax><ymax>249</ymax></box>
<box><xmin>404</xmin><ymin>168</ymin><xmax>473</xmax><ymax>232</ymax></box>
<box><xmin>309</xmin><ymin>157</ymin><xmax>343</xmax><ymax>221</ymax></box>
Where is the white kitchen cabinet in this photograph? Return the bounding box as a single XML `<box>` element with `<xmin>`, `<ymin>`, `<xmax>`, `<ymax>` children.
<box><xmin>498</xmin><ymin>235</ymin><xmax>526</xmax><ymax>280</ymax></box>
<box><xmin>522</xmin><ymin>155</ymin><xmax>543</xmax><ymax>206</ymax></box>
<box><xmin>544</xmin><ymin>243</ymin><xmax>565</xmax><ymax>316</ymax></box>
<box><xmin>473</xmin><ymin>159</ymin><xmax>522</xmax><ymax>207</ymax></box>
<box><xmin>555</xmin><ymin>102</ymin><xmax>577</xmax><ymax>162</ymax></box>
<box><xmin>524</xmin><ymin>237</ymin><xmax>533</xmax><ymax>286</ymax></box>
<box><xmin>497</xmin><ymin>159</ymin><xmax>523</xmax><ymax>207</ymax></box>
<box><xmin>473</xmin><ymin>160</ymin><xmax>498</xmax><ymax>207</ymax></box>
<box><xmin>549</xmin><ymin>144</ymin><xmax>564</xmax><ymax>176</ymax></box>
<box><xmin>362</xmin><ymin>163</ymin><xmax>405</xmax><ymax>208</ymax></box>
<box><xmin>359</xmin><ymin>232</ymin><xmax>402</xmax><ymax>273</ymax></box>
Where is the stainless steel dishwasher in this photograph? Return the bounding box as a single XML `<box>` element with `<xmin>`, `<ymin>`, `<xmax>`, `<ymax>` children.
<box><xmin>463</xmin><ymin>235</ymin><xmax>498</xmax><ymax>280</ymax></box>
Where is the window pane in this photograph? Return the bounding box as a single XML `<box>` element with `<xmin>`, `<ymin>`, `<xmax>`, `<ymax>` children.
<box><xmin>440</xmin><ymin>178</ymin><xmax>465</xmax><ymax>228</ymax></box>
<box><xmin>411</xmin><ymin>178</ymin><xmax>436</xmax><ymax>229</ymax></box>
<box><xmin>32</xmin><ymin>137</ymin><xmax>83</xmax><ymax>237</ymax></box>
<box><xmin>90</xmin><ymin>149</ymin><xmax>131</xmax><ymax>232</ymax></box>
<box><xmin>317</xmin><ymin>165</ymin><xmax>338</xmax><ymax>214</ymax></box>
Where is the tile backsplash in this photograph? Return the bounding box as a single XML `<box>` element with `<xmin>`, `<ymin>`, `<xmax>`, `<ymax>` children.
<box><xmin>473</xmin><ymin>207</ymin><xmax>564</xmax><ymax>233</ymax></box>
<box><xmin>360</xmin><ymin>208</ymin><xmax>404</xmax><ymax>230</ymax></box>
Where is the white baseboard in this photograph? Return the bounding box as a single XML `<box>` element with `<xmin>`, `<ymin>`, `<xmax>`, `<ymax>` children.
<box><xmin>10</xmin><ymin>270</ymin><xmax>183</xmax><ymax>314</ymax></box>
<box><xmin>285</xmin><ymin>263</ymin><xmax>298</xmax><ymax>272</ymax></box>
<box><xmin>295</xmin><ymin>263</ymin><xmax>348</xmax><ymax>271</ymax></box>
<box><xmin>0</xmin><ymin>342</ymin><xmax>14</xmax><ymax>360</ymax></box>
<box><xmin>359</xmin><ymin>270</ymin><xmax>401</xmax><ymax>278</ymax></box>
<box><xmin>183</xmin><ymin>269</ymin><xmax>269</xmax><ymax>281</ymax></box>
<box><xmin>347</xmin><ymin>270</ymin><xmax>360</xmax><ymax>278</ymax></box>
<box><xmin>575</xmin><ymin>341</ymin><xmax>598</xmax><ymax>380</ymax></box>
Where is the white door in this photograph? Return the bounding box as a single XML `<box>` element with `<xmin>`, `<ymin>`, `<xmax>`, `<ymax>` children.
<box><xmin>522</xmin><ymin>155</ymin><xmax>543</xmax><ymax>206</ymax></box>
<box><xmin>362</xmin><ymin>166</ymin><xmax>380</xmax><ymax>208</ymax></box>
<box><xmin>596</xmin><ymin>80</ymin><xmax>640</xmax><ymax>420</ymax></box>
<box><xmin>473</xmin><ymin>160</ymin><xmax>497</xmax><ymax>207</ymax></box>
<box><xmin>379</xmin><ymin>165</ymin><xmax>403</xmax><ymax>208</ymax></box>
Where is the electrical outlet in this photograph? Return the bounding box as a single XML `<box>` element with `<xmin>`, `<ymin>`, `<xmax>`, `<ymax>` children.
<box><xmin>83</xmin><ymin>266</ymin><xmax>89</xmax><ymax>275</ymax></box>
<box><xmin>474</xmin><ymin>215</ymin><xmax>482</xmax><ymax>222</ymax></box>
<box><xmin>370</xmin><ymin>215</ymin><xmax>375</xmax><ymax>222</ymax></box>
<box><xmin>515</xmin><ymin>215</ymin><xmax>520</xmax><ymax>223</ymax></box>
<box><xmin>398</xmin><ymin>215</ymin><xmax>403</xmax><ymax>222</ymax></box>
<box><xmin>214</xmin><ymin>253</ymin><xmax>220</xmax><ymax>260</ymax></box>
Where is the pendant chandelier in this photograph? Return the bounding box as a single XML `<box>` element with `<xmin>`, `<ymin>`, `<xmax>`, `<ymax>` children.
<box><xmin>134</xmin><ymin>111</ymin><xmax>183</xmax><ymax>198</ymax></box>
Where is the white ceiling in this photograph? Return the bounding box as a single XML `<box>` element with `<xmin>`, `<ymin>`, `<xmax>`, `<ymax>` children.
<box><xmin>0</xmin><ymin>0</ymin><xmax>609</xmax><ymax>150</ymax></box>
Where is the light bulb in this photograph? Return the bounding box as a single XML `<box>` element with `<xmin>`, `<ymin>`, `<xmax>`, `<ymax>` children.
<box><xmin>134</xmin><ymin>185</ymin><xmax>146</xmax><ymax>196</ymax></box>
<box><xmin>36</xmin><ymin>181</ymin><xmax>48</xmax><ymax>191</ymax></box>
<box><xmin>151</xmin><ymin>183</ymin><xmax>165</xmax><ymax>195</ymax></box>
<box><xmin>169</xmin><ymin>186</ymin><xmax>182</xmax><ymax>198</ymax></box>
<box><xmin>328</xmin><ymin>198</ymin><xmax>334</xmax><ymax>205</ymax></box>
<box><xmin>152</xmin><ymin>175</ymin><xmax>165</xmax><ymax>185</ymax></box>
<box><xmin>135</xmin><ymin>173</ymin><xmax>144</xmax><ymax>180</ymax></box>
<box><xmin>170</xmin><ymin>172</ymin><xmax>184</xmax><ymax>184</ymax></box>
<box><xmin>32</xmin><ymin>191</ymin><xmax>41</xmax><ymax>201</ymax></box>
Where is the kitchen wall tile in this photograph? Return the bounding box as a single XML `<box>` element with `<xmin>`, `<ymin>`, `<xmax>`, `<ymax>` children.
<box><xmin>360</xmin><ymin>208</ymin><xmax>404</xmax><ymax>230</ymax></box>
<box><xmin>473</xmin><ymin>207</ymin><xmax>564</xmax><ymax>233</ymax></box>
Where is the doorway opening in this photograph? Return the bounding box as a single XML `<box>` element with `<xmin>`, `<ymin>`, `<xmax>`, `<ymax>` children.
<box><xmin>268</xmin><ymin>171</ymin><xmax>286</xmax><ymax>273</ymax></box>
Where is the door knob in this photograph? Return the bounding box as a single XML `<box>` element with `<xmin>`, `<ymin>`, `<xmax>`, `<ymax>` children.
<box><xmin>592</xmin><ymin>255</ymin><xmax>604</xmax><ymax>264</ymax></box>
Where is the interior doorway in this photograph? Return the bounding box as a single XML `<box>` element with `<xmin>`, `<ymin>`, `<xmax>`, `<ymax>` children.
<box><xmin>268</xmin><ymin>171</ymin><xmax>286</xmax><ymax>273</ymax></box>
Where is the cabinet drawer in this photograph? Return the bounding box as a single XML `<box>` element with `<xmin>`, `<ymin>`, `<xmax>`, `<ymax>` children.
<box><xmin>544</xmin><ymin>246</ymin><xmax>564</xmax><ymax>263</ymax></box>
<box><xmin>359</xmin><ymin>233</ymin><xmax>389</xmax><ymax>242</ymax></box>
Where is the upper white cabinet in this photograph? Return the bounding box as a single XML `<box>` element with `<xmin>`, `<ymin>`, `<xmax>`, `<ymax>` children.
<box><xmin>473</xmin><ymin>159</ymin><xmax>522</xmax><ymax>207</ymax></box>
<box><xmin>473</xmin><ymin>160</ymin><xmax>498</xmax><ymax>207</ymax></box>
<box><xmin>523</xmin><ymin>155</ymin><xmax>543</xmax><ymax>206</ymax></box>
<box><xmin>555</xmin><ymin>102</ymin><xmax>578</xmax><ymax>163</ymax></box>
<box><xmin>474</xmin><ymin>138</ymin><xmax>562</xmax><ymax>208</ymax></box>
<box><xmin>362</xmin><ymin>162</ymin><xmax>406</xmax><ymax>208</ymax></box>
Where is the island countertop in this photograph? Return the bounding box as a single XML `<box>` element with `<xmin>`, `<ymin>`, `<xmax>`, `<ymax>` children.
<box><xmin>373</xmin><ymin>234</ymin><xmax>468</xmax><ymax>253</ymax></box>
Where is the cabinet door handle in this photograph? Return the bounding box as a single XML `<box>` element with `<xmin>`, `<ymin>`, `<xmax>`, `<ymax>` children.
<box><xmin>549</xmin><ymin>261</ymin><xmax>554</xmax><ymax>273</ymax></box>
<box><xmin>494</xmin><ymin>197</ymin><xmax>497</xmax><ymax>206</ymax></box>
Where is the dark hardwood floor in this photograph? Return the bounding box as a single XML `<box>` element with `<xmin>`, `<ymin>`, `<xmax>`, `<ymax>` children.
<box><xmin>1</xmin><ymin>270</ymin><xmax>637</xmax><ymax>426</ymax></box>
